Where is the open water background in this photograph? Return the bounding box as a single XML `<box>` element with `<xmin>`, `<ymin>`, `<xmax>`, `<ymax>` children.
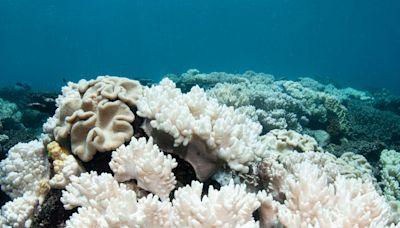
<box><xmin>0</xmin><ymin>0</ymin><xmax>399</xmax><ymax>94</ymax></box>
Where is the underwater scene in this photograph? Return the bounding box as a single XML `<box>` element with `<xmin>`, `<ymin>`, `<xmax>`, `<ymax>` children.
<box><xmin>0</xmin><ymin>1</ymin><xmax>400</xmax><ymax>227</ymax></box>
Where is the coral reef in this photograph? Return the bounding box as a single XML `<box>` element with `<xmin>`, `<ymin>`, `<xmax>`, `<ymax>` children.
<box><xmin>0</xmin><ymin>73</ymin><xmax>399</xmax><ymax>227</ymax></box>
<box><xmin>179</xmin><ymin>70</ymin><xmax>353</xmax><ymax>138</ymax></box>
<box><xmin>326</xmin><ymin>99</ymin><xmax>400</xmax><ymax>160</ymax></box>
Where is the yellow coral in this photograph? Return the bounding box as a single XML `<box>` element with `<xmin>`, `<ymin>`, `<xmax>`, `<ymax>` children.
<box><xmin>38</xmin><ymin>179</ymin><xmax>50</xmax><ymax>198</ymax></box>
<box><xmin>47</xmin><ymin>141</ymin><xmax>76</xmax><ymax>189</ymax></box>
<box><xmin>53</xmin><ymin>160</ymin><xmax>64</xmax><ymax>173</ymax></box>
<box><xmin>47</xmin><ymin>141</ymin><xmax>70</xmax><ymax>160</ymax></box>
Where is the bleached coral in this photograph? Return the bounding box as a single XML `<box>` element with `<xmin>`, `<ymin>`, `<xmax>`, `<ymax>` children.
<box><xmin>50</xmin><ymin>154</ymin><xmax>84</xmax><ymax>189</ymax></box>
<box><xmin>109</xmin><ymin>137</ymin><xmax>178</xmax><ymax>200</ymax></box>
<box><xmin>257</xmin><ymin>192</ymin><xmax>280</xmax><ymax>228</ymax></box>
<box><xmin>0</xmin><ymin>140</ymin><xmax>50</xmax><ymax>199</ymax></box>
<box><xmin>237</xmin><ymin>106</ymin><xmax>301</xmax><ymax>132</ymax></box>
<box><xmin>262</xmin><ymin>129</ymin><xmax>322</xmax><ymax>153</ymax></box>
<box><xmin>277</xmin><ymin>161</ymin><xmax>391</xmax><ymax>227</ymax></box>
<box><xmin>172</xmin><ymin>180</ymin><xmax>261</xmax><ymax>227</ymax></box>
<box><xmin>0</xmin><ymin>98</ymin><xmax>21</xmax><ymax>122</ymax></box>
<box><xmin>298</xmin><ymin>77</ymin><xmax>373</xmax><ymax>101</ymax></box>
<box><xmin>279</xmin><ymin>80</ymin><xmax>346</xmax><ymax>125</ymax></box>
<box><xmin>137</xmin><ymin>78</ymin><xmax>265</xmax><ymax>174</ymax></box>
<box><xmin>208</xmin><ymin>81</ymin><xmax>306</xmax><ymax>132</ymax></box>
<box><xmin>200</xmin><ymin>71</ymin><xmax>351</xmax><ymax>136</ymax></box>
<box><xmin>0</xmin><ymin>140</ymin><xmax>51</xmax><ymax>228</ymax></box>
<box><xmin>380</xmin><ymin>149</ymin><xmax>400</xmax><ymax>202</ymax></box>
<box><xmin>1</xmin><ymin>74</ymin><xmax>395</xmax><ymax>227</ymax></box>
<box><xmin>267</xmin><ymin>149</ymin><xmax>377</xmax><ymax>189</ymax></box>
<box><xmin>170</xmin><ymin>69</ymin><xmax>274</xmax><ymax>92</ymax></box>
<box><xmin>340</xmin><ymin>87</ymin><xmax>373</xmax><ymax>101</ymax></box>
<box><xmin>62</xmin><ymin>172</ymin><xmax>146</xmax><ymax>227</ymax></box>
<box><xmin>49</xmin><ymin>76</ymin><xmax>142</xmax><ymax>161</ymax></box>
<box><xmin>0</xmin><ymin>192</ymin><xmax>38</xmax><ymax>228</ymax></box>
<box><xmin>62</xmin><ymin>172</ymin><xmax>261</xmax><ymax>228</ymax></box>
<box><xmin>337</xmin><ymin>152</ymin><xmax>377</xmax><ymax>184</ymax></box>
<box><xmin>47</xmin><ymin>141</ymin><xmax>85</xmax><ymax>189</ymax></box>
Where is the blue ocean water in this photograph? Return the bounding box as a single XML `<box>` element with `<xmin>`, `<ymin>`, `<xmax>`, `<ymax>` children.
<box><xmin>0</xmin><ymin>0</ymin><xmax>399</xmax><ymax>94</ymax></box>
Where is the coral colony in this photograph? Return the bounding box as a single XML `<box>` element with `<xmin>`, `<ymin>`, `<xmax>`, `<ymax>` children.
<box><xmin>0</xmin><ymin>70</ymin><xmax>399</xmax><ymax>227</ymax></box>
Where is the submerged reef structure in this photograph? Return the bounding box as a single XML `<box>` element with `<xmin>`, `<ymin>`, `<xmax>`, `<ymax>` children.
<box><xmin>0</xmin><ymin>72</ymin><xmax>399</xmax><ymax>227</ymax></box>
<box><xmin>172</xmin><ymin>70</ymin><xmax>357</xmax><ymax>138</ymax></box>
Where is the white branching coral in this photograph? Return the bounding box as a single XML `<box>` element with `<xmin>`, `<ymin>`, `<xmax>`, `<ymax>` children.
<box><xmin>0</xmin><ymin>192</ymin><xmax>38</xmax><ymax>228</ymax></box>
<box><xmin>0</xmin><ymin>140</ymin><xmax>50</xmax><ymax>227</ymax></box>
<box><xmin>136</xmin><ymin>78</ymin><xmax>265</xmax><ymax>174</ymax></box>
<box><xmin>0</xmin><ymin>140</ymin><xmax>50</xmax><ymax>199</ymax></box>
<box><xmin>172</xmin><ymin>180</ymin><xmax>261</xmax><ymax>227</ymax></box>
<box><xmin>61</xmin><ymin>172</ymin><xmax>146</xmax><ymax>227</ymax></box>
<box><xmin>109</xmin><ymin>137</ymin><xmax>178</xmax><ymax>200</ymax></box>
<box><xmin>277</xmin><ymin>161</ymin><xmax>391</xmax><ymax>227</ymax></box>
<box><xmin>61</xmin><ymin>172</ymin><xmax>262</xmax><ymax>228</ymax></box>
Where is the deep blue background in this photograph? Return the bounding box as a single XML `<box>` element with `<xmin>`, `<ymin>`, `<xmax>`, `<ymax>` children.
<box><xmin>0</xmin><ymin>0</ymin><xmax>399</xmax><ymax>93</ymax></box>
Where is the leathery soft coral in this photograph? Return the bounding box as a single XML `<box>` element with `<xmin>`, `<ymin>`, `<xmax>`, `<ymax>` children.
<box><xmin>45</xmin><ymin>76</ymin><xmax>142</xmax><ymax>162</ymax></box>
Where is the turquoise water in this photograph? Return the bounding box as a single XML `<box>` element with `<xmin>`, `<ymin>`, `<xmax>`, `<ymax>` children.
<box><xmin>0</xmin><ymin>0</ymin><xmax>399</xmax><ymax>93</ymax></box>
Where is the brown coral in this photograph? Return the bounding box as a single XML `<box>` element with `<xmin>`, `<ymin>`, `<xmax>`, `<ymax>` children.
<box><xmin>51</xmin><ymin>76</ymin><xmax>142</xmax><ymax>162</ymax></box>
